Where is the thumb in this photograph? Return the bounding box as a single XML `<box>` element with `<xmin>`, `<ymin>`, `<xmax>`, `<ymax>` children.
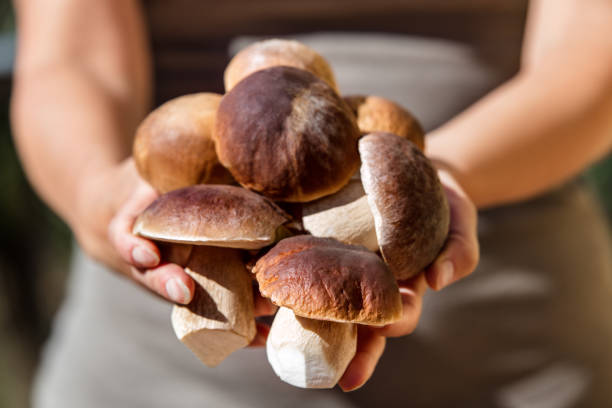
<box><xmin>426</xmin><ymin>169</ymin><xmax>479</xmax><ymax>290</ymax></box>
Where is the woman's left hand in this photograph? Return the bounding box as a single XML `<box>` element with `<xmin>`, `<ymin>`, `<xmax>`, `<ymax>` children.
<box><xmin>338</xmin><ymin>168</ymin><xmax>480</xmax><ymax>391</ymax></box>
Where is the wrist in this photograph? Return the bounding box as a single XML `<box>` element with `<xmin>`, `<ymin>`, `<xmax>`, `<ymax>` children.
<box><xmin>71</xmin><ymin>159</ymin><xmax>139</xmax><ymax>248</ymax></box>
<box><xmin>425</xmin><ymin>136</ymin><xmax>482</xmax><ymax>208</ymax></box>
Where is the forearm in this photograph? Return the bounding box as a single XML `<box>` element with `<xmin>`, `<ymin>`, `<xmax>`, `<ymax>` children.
<box><xmin>426</xmin><ymin>0</ymin><xmax>612</xmax><ymax>208</ymax></box>
<box><xmin>12</xmin><ymin>67</ymin><xmax>135</xmax><ymax>225</ymax></box>
<box><xmin>426</xmin><ymin>71</ymin><xmax>612</xmax><ymax>208</ymax></box>
<box><xmin>11</xmin><ymin>0</ymin><xmax>151</xmax><ymax>228</ymax></box>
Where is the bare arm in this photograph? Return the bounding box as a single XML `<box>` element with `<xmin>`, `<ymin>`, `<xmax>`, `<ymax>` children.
<box><xmin>11</xmin><ymin>0</ymin><xmax>195</xmax><ymax>302</ymax></box>
<box><xmin>12</xmin><ymin>0</ymin><xmax>150</xmax><ymax>220</ymax></box>
<box><xmin>426</xmin><ymin>0</ymin><xmax>612</xmax><ymax>208</ymax></box>
<box><xmin>342</xmin><ymin>0</ymin><xmax>612</xmax><ymax>390</ymax></box>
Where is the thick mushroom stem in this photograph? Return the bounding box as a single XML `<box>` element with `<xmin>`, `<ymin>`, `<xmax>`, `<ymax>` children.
<box><xmin>171</xmin><ymin>246</ymin><xmax>256</xmax><ymax>367</ymax></box>
<box><xmin>302</xmin><ymin>178</ymin><xmax>378</xmax><ymax>251</ymax></box>
<box><xmin>266</xmin><ymin>307</ymin><xmax>357</xmax><ymax>389</ymax></box>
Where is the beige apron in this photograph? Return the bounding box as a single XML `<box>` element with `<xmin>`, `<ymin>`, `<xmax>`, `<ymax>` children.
<box><xmin>34</xmin><ymin>2</ymin><xmax>612</xmax><ymax>407</ymax></box>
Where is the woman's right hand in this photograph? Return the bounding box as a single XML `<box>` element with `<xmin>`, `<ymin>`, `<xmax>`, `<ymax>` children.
<box><xmin>72</xmin><ymin>158</ymin><xmax>196</xmax><ymax>304</ymax></box>
<box><xmin>73</xmin><ymin>158</ymin><xmax>277</xmax><ymax>344</ymax></box>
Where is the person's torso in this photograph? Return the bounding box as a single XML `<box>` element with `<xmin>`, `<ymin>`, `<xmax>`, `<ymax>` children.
<box><xmin>143</xmin><ymin>0</ymin><xmax>528</xmax><ymax>104</ymax></box>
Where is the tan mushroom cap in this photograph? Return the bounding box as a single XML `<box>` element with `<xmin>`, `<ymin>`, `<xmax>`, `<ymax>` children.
<box><xmin>344</xmin><ymin>95</ymin><xmax>425</xmax><ymax>150</ymax></box>
<box><xmin>215</xmin><ymin>66</ymin><xmax>360</xmax><ymax>202</ymax></box>
<box><xmin>133</xmin><ymin>93</ymin><xmax>233</xmax><ymax>194</ymax></box>
<box><xmin>360</xmin><ymin>132</ymin><xmax>449</xmax><ymax>280</ymax></box>
<box><xmin>254</xmin><ymin>235</ymin><xmax>402</xmax><ymax>325</ymax></box>
<box><xmin>133</xmin><ymin>185</ymin><xmax>291</xmax><ymax>249</ymax></box>
<box><xmin>224</xmin><ymin>39</ymin><xmax>338</xmax><ymax>93</ymax></box>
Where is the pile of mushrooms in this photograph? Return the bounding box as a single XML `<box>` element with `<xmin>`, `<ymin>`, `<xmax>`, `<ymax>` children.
<box><xmin>131</xmin><ymin>39</ymin><xmax>449</xmax><ymax>388</ymax></box>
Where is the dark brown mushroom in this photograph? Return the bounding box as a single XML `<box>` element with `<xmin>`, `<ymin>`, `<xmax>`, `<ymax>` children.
<box><xmin>214</xmin><ymin>66</ymin><xmax>360</xmax><ymax>202</ymax></box>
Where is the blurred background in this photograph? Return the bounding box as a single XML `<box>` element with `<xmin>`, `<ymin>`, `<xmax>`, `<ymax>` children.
<box><xmin>0</xmin><ymin>1</ymin><xmax>611</xmax><ymax>407</ymax></box>
<box><xmin>0</xmin><ymin>3</ymin><xmax>72</xmax><ymax>408</ymax></box>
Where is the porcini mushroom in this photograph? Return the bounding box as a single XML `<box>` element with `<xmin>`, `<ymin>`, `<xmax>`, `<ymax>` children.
<box><xmin>133</xmin><ymin>93</ymin><xmax>233</xmax><ymax>193</ymax></box>
<box><xmin>344</xmin><ymin>95</ymin><xmax>425</xmax><ymax>150</ymax></box>
<box><xmin>253</xmin><ymin>235</ymin><xmax>402</xmax><ymax>388</ymax></box>
<box><xmin>215</xmin><ymin>66</ymin><xmax>360</xmax><ymax>202</ymax></box>
<box><xmin>360</xmin><ymin>132</ymin><xmax>449</xmax><ymax>279</ymax></box>
<box><xmin>224</xmin><ymin>39</ymin><xmax>338</xmax><ymax>93</ymax></box>
<box><xmin>302</xmin><ymin>132</ymin><xmax>449</xmax><ymax>280</ymax></box>
<box><xmin>134</xmin><ymin>185</ymin><xmax>292</xmax><ymax>366</ymax></box>
<box><xmin>133</xmin><ymin>184</ymin><xmax>291</xmax><ymax>249</ymax></box>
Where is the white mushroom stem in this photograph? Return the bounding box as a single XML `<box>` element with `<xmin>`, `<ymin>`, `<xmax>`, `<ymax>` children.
<box><xmin>302</xmin><ymin>178</ymin><xmax>378</xmax><ymax>251</ymax></box>
<box><xmin>266</xmin><ymin>307</ymin><xmax>357</xmax><ymax>389</ymax></box>
<box><xmin>171</xmin><ymin>246</ymin><xmax>256</xmax><ymax>367</ymax></box>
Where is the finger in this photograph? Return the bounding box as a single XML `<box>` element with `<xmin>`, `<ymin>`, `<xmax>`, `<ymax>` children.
<box><xmin>253</xmin><ymin>291</ymin><xmax>278</xmax><ymax>317</ymax></box>
<box><xmin>373</xmin><ymin>274</ymin><xmax>427</xmax><ymax>338</ymax></box>
<box><xmin>338</xmin><ymin>327</ymin><xmax>386</xmax><ymax>392</ymax></box>
<box><xmin>248</xmin><ymin>322</ymin><xmax>271</xmax><ymax>348</ymax></box>
<box><xmin>130</xmin><ymin>263</ymin><xmax>195</xmax><ymax>304</ymax></box>
<box><xmin>426</xmin><ymin>171</ymin><xmax>479</xmax><ymax>290</ymax></box>
<box><xmin>108</xmin><ymin>183</ymin><xmax>161</xmax><ymax>269</ymax></box>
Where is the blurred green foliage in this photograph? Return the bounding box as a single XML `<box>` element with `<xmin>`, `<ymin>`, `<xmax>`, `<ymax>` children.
<box><xmin>0</xmin><ymin>0</ymin><xmax>12</xmax><ymax>31</ymax></box>
<box><xmin>0</xmin><ymin>101</ymin><xmax>72</xmax><ymax>407</ymax></box>
<box><xmin>0</xmin><ymin>4</ymin><xmax>71</xmax><ymax>407</ymax></box>
<box><xmin>585</xmin><ymin>157</ymin><xmax>612</xmax><ymax>229</ymax></box>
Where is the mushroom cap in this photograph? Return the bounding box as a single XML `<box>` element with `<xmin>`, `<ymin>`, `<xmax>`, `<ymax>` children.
<box><xmin>253</xmin><ymin>235</ymin><xmax>402</xmax><ymax>325</ymax></box>
<box><xmin>224</xmin><ymin>39</ymin><xmax>338</xmax><ymax>93</ymax></box>
<box><xmin>133</xmin><ymin>93</ymin><xmax>233</xmax><ymax>193</ymax></box>
<box><xmin>360</xmin><ymin>132</ymin><xmax>449</xmax><ymax>280</ymax></box>
<box><xmin>344</xmin><ymin>95</ymin><xmax>425</xmax><ymax>150</ymax></box>
<box><xmin>133</xmin><ymin>185</ymin><xmax>291</xmax><ymax>249</ymax></box>
<box><xmin>215</xmin><ymin>66</ymin><xmax>360</xmax><ymax>202</ymax></box>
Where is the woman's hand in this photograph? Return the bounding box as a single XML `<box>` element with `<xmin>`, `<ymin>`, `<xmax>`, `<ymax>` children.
<box><xmin>75</xmin><ymin>158</ymin><xmax>276</xmax><ymax>344</ymax></box>
<box><xmin>338</xmin><ymin>168</ymin><xmax>479</xmax><ymax>391</ymax></box>
<box><xmin>69</xmin><ymin>158</ymin><xmax>193</xmax><ymax>304</ymax></box>
<box><xmin>424</xmin><ymin>167</ymin><xmax>480</xmax><ymax>290</ymax></box>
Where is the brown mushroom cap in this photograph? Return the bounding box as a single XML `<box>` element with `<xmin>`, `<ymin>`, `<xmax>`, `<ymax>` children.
<box><xmin>344</xmin><ymin>95</ymin><xmax>425</xmax><ymax>150</ymax></box>
<box><xmin>133</xmin><ymin>185</ymin><xmax>291</xmax><ymax>249</ymax></box>
<box><xmin>253</xmin><ymin>235</ymin><xmax>402</xmax><ymax>325</ymax></box>
<box><xmin>133</xmin><ymin>93</ymin><xmax>233</xmax><ymax>193</ymax></box>
<box><xmin>224</xmin><ymin>39</ymin><xmax>338</xmax><ymax>93</ymax></box>
<box><xmin>360</xmin><ymin>132</ymin><xmax>449</xmax><ymax>280</ymax></box>
<box><xmin>215</xmin><ymin>66</ymin><xmax>360</xmax><ymax>202</ymax></box>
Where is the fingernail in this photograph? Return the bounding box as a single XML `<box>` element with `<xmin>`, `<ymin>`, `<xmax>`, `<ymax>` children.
<box><xmin>132</xmin><ymin>246</ymin><xmax>159</xmax><ymax>267</ymax></box>
<box><xmin>437</xmin><ymin>260</ymin><xmax>454</xmax><ymax>289</ymax></box>
<box><xmin>166</xmin><ymin>278</ymin><xmax>191</xmax><ymax>304</ymax></box>
<box><xmin>338</xmin><ymin>372</ymin><xmax>362</xmax><ymax>392</ymax></box>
